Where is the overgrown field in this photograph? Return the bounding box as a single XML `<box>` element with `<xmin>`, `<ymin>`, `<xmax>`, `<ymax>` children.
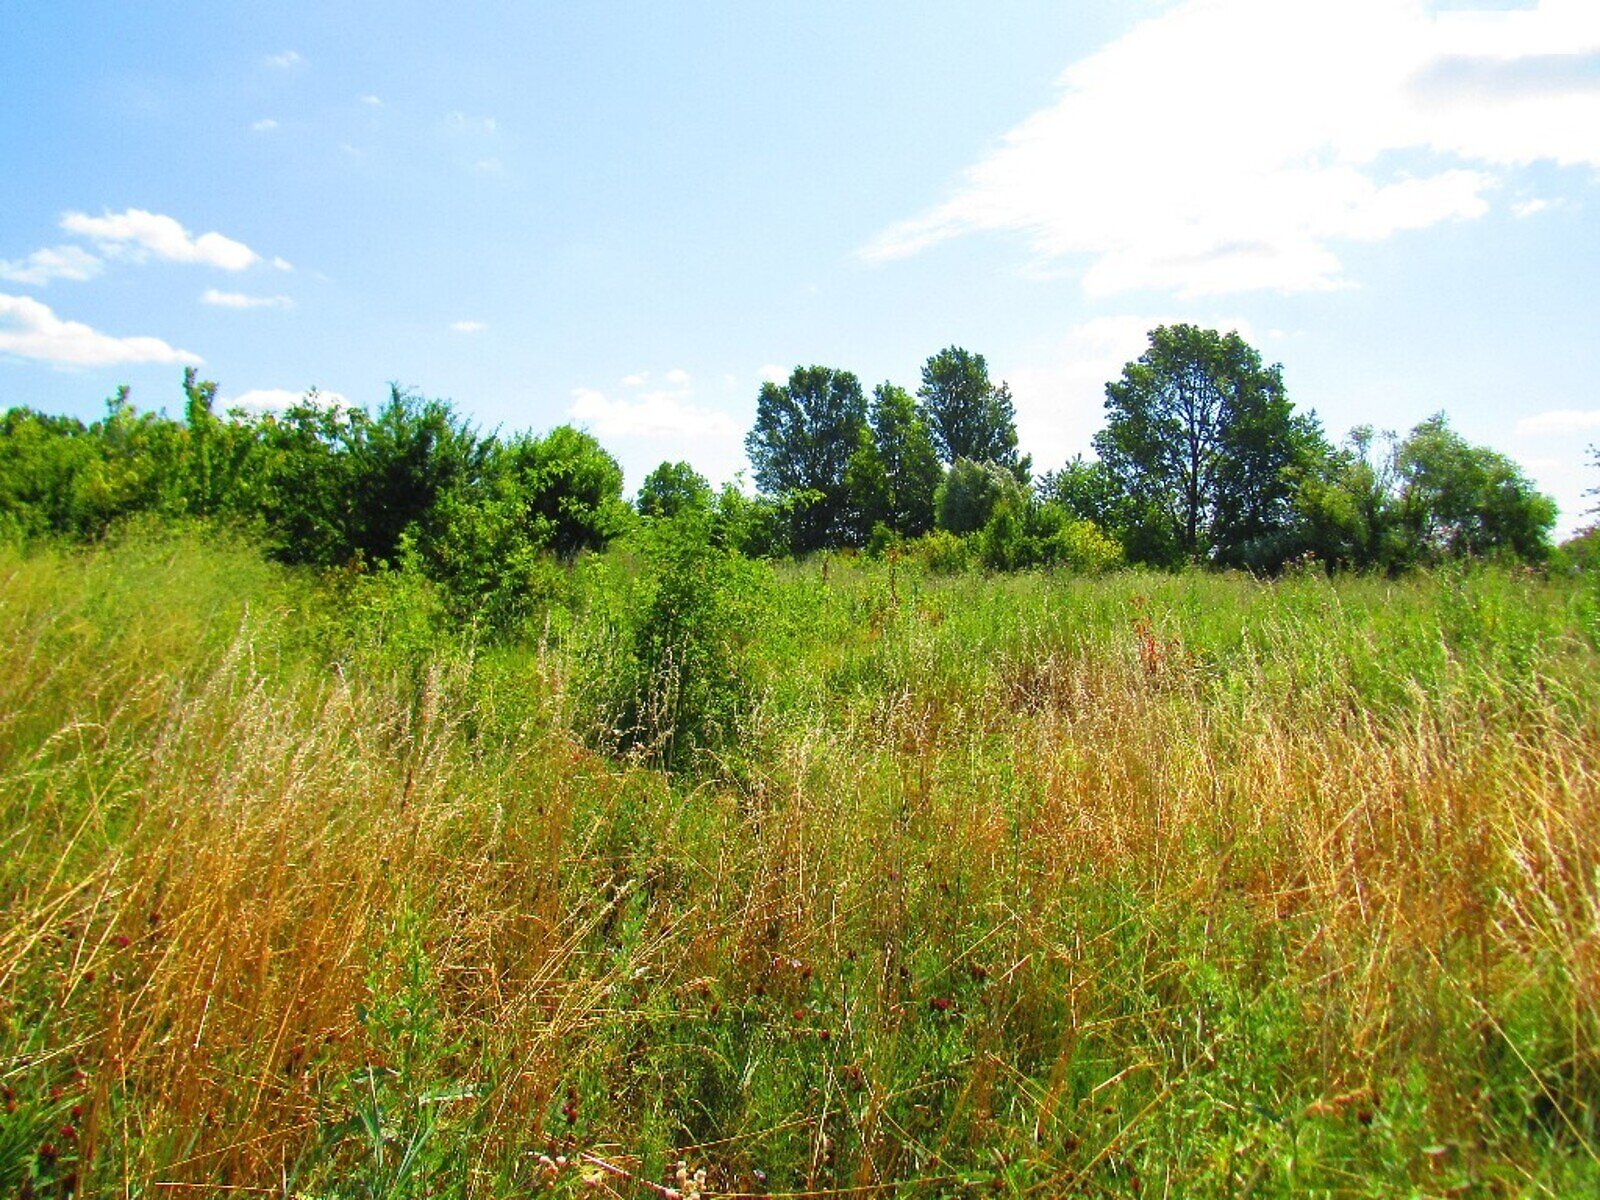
<box><xmin>2</xmin><ymin>529</ymin><xmax>1598</xmax><ymax>1197</ymax></box>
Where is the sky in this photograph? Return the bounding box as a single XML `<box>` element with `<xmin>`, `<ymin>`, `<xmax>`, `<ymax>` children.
<box><xmin>2</xmin><ymin>0</ymin><xmax>1597</xmax><ymax>534</ymax></box>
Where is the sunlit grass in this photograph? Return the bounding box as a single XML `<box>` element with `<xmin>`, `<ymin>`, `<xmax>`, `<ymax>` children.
<box><xmin>2</xmin><ymin>533</ymin><xmax>1597</xmax><ymax>1196</ymax></box>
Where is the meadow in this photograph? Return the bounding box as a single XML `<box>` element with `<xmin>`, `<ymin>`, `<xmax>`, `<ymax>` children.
<box><xmin>2</xmin><ymin>527</ymin><xmax>1597</xmax><ymax>1197</ymax></box>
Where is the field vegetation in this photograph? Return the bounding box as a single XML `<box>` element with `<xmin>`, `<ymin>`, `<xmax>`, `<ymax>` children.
<box><xmin>1</xmin><ymin>522</ymin><xmax>1597</xmax><ymax>1197</ymax></box>
<box><xmin>3</xmin><ymin>330</ymin><xmax>1598</xmax><ymax>1195</ymax></box>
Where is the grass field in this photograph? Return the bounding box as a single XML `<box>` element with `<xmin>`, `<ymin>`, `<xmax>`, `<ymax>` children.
<box><xmin>2</xmin><ymin>529</ymin><xmax>1598</xmax><ymax>1196</ymax></box>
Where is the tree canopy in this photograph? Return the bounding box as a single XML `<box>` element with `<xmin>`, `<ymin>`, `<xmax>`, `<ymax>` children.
<box><xmin>744</xmin><ymin>366</ymin><xmax>867</xmax><ymax>553</ymax></box>
<box><xmin>1094</xmin><ymin>324</ymin><xmax>1324</xmax><ymax>568</ymax></box>
<box><xmin>918</xmin><ymin>347</ymin><xmax>1028</xmax><ymax>479</ymax></box>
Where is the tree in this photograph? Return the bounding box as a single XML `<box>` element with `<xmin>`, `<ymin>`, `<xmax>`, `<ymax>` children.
<box><xmin>935</xmin><ymin>458</ymin><xmax>1027</xmax><ymax>535</ymax></box>
<box><xmin>1290</xmin><ymin>426</ymin><xmax>1404</xmax><ymax>571</ymax></box>
<box><xmin>745</xmin><ymin>365</ymin><xmax>866</xmax><ymax>553</ymax></box>
<box><xmin>637</xmin><ymin>461</ymin><xmax>712</xmax><ymax>520</ymax></box>
<box><xmin>1392</xmin><ymin>413</ymin><xmax>1555</xmax><ymax>562</ymax></box>
<box><xmin>846</xmin><ymin>382</ymin><xmax>941</xmax><ymax>541</ymax></box>
<box><xmin>1094</xmin><ymin>324</ymin><xmax>1322</xmax><ymax>567</ymax></box>
<box><xmin>918</xmin><ymin>347</ymin><xmax>1028</xmax><ymax>479</ymax></box>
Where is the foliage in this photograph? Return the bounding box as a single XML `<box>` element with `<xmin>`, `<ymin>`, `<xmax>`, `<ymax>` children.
<box><xmin>844</xmin><ymin>381</ymin><xmax>942</xmax><ymax>542</ymax></box>
<box><xmin>5</xmin><ymin>534</ymin><xmax>1599</xmax><ymax>1196</ymax></box>
<box><xmin>918</xmin><ymin>345</ymin><xmax>1029</xmax><ymax>479</ymax></box>
<box><xmin>1393</xmin><ymin>413</ymin><xmax>1556</xmax><ymax>563</ymax></box>
<box><xmin>636</xmin><ymin>460</ymin><xmax>712</xmax><ymax>519</ymax></box>
<box><xmin>934</xmin><ymin>457</ymin><xmax>1028</xmax><ymax>535</ymax></box>
<box><xmin>570</xmin><ymin>515</ymin><xmax>768</xmax><ymax>772</ymax></box>
<box><xmin>744</xmin><ymin>366</ymin><xmax>867</xmax><ymax>553</ymax></box>
<box><xmin>1095</xmin><ymin>324</ymin><xmax>1325</xmax><ymax>568</ymax></box>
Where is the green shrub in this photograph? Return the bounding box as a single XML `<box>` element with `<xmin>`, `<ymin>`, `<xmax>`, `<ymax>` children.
<box><xmin>908</xmin><ymin>528</ymin><xmax>970</xmax><ymax>575</ymax></box>
<box><xmin>570</xmin><ymin>515</ymin><xmax>768</xmax><ymax>773</ymax></box>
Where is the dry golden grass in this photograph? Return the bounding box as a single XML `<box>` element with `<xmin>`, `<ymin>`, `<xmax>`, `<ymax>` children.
<box><xmin>2</xmin><ymin>536</ymin><xmax>1598</xmax><ymax>1196</ymax></box>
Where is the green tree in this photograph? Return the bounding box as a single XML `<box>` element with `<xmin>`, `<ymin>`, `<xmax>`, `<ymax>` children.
<box><xmin>637</xmin><ymin>460</ymin><xmax>712</xmax><ymax>520</ymax></box>
<box><xmin>745</xmin><ymin>365</ymin><xmax>866</xmax><ymax>553</ymax></box>
<box><xmin>935</xmin><ymin>458</ymin><xmax>1028</xmax><ymax>535</ymax></box>
<box><xmin>1095</xmin><ymin>324</ymin><xmax>1321</xmax><ymax>567</ymax></box>
<box><xmin>918</xmin><ymin>347</ymin><xmax>1028</xmax><ymax>479</ymax></box>
<box><xmin>1393</xmin><ymin>413</ymin><xmax>1555</xmax><ymax>562</ymax></box>
<box><xmin>1291</xmin><ymin>426</ymin><xmax>1405</xmax><ymax>571</ymax></box>
<box><xmin>846</xmin><ymin>382</ymin><xmax>942</xmax><ymax>541</ymax></box>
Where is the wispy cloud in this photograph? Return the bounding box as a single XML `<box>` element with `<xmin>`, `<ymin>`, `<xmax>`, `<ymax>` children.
<box><xmin>570</xmin><ymin>387</ymin><xmax>737</xmax><ymax>442</ymax></box>
<box><xmin>1516</xmin><ymin>407</ymin><xmax>1600</xmax><ymax>436</ymax></box>
<box><xmin>264</xmin><ymin>50</ymin><xmax>303</xmax><ymax>70</ymax></box>
<box><xmin>450</xmin><ymin>319</ymin><xmax>486</xmax><ymax>333</ymax></box>
<box><xmin>202</xmin><ymin>288</ymin><xmax>292</xmax><ymax>310</ymax></box>
<box><xmin>251</xmin><ymin>118</ymin><xmax>279</xmax><ymax>133</ymax></box>
<box><xmin>0</xmin><ymin>245</ymin><xmax>102</xmax><ymax>286</ymax></box>
<box><xmin>864</xmin><ymin>0</ymin><xmax>1600</xmax><ymax>297</ymax></box>
<box><xmin>446</xmin><ymin>111</ymin><xmax>498</xmax><ymax>136</ymax></box>
<box><xmin>61</xmin><ymin>208</ymin><xmax>261</xmax><ymax>271</ymax></box>
<box><xmin>225</xmin><ymin>387</ymin><xmax>349</xmax><ymax>413</ymax></box>
<box><xmin>359</xmin><ymin>94</ymin><xmax>382</xmax><ymax>107</ymax></box>
<box><xmin>0</xmin><ymin>292</ymin><xmax>198</xmax><ymax>366</ymax></box>
<box><xmin>757</xmin><ymin>364</ymin><xmax>788</xmax><ymax>385</ymax></box>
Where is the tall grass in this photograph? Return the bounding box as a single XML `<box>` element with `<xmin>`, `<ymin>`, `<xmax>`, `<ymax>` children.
<box><xmin>2</xmin><ymin>533</ymin><xmax>1597</xmax><ymax>1196</ymax></box>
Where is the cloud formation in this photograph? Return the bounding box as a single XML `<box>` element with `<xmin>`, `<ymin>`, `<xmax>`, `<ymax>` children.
<box><xmin>0</xmin><ymin>245</ymin><xmax>102</xmax><ymax>286</ymax></box>
<box><xmin>225</xmin><ymin>387</ymin><xmax>350</xmax><ymax>413</ymax></box>
<box><xmin>61</xmin><ymin>208</ymin><xmax>261</xmax><ymax>271</ymax></box>
<box><xmin>450</xmin><ymin>320</ymin><xmax>486</xmax><ymax>333</ymax></box>
<box><xmin>201</xmin><ymin>289</ymin><xmax>293</xmax><ymax>309</ymax></box>
<box><xmin>0</xmin><ymin>292</ymin><xmax>199</xmax><ymax>366</ymax></box>
<box><xmin>1515</xmin><ymin>407</ymin><xmax>1600</xmax><ymax>436</ymax></box>
<box><xmin>864</xmin><ymin>0</ymin><xmax>1600</xmax><ymax>296</ymax></box>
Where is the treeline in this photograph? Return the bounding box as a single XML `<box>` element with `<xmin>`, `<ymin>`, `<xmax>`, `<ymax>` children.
<box><xmin>747</xmin><ymin>327</ymin><xmax>1559</xmax><ymax>573</ymax></box>
<box><xmin>0</xmin><ymin>326</ymin><xmax>1566</xmax><ymax>621</ymax></box>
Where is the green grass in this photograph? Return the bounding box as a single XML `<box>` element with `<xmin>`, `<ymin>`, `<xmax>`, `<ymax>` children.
<box><xmin>2</xmin><ymin>530</ymin><xmax>1597</xmax><ymax>1197</ymax></box>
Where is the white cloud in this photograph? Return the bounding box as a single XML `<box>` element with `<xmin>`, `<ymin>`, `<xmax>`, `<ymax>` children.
<box><xmin>864</xmin><ymin>0</ymin><xmax>1600</xmax><ymax>296</ymax></box>
<box><xmin>201</xmin><ymin>288</ymin><xmax>292</xmax><ymax>309</ymax></box>
<box><xmin>569</xmin><ymin>387</ymin><xmax>739</xmax><ymax>442</ymax></box>
<box><xmin>446</xmin><ymin>111</ymin><xmax>498</xmax><ymax>136</ymax></box>
<box><xmin>0</xmin><ymin>245</ymin><xmax>102</xmax><ymax>286</ymax></box>
<box><xmin>61</xmin><ymin>208</ymin><xmax>261</xmax><ymax>271</ymax></box>
<box><xmin>474</xmin><ymin>157</ymin><xmax>505</xmax><ymax>174</ymax></box>
<box><xmin>360</xmin><ymin>94</ymin><xmax>382</xmax><ymax>107</ymax></box>
<box><xmin>621</xmin><ymin>372</ymin><xmax>649</xmax><ymax>387</ymax></box>
<box><xmin>251</xmin><ymin>118</ymin><xmax>279</xmax><ymax>133</ymax></box>
<box><xmin>0</xmin><ymin>292</ymin><xmax>199</xmax><ymax>366</ymax></box>
<box><xmin>450</xmin><ymin>319</ymin><xmax>486</xmax><ymax>333</ymax></box>
<box><xmin>1516</xmin><ymin>408</ymin><xmax>1600</xmax><ymax>436</ymax></box>
<box><xmin>271</xmin><ymin>256</ymin><xmax>294</xmax><ymax>272</ymax></box>
<box><xmin>664</xmin><ymin>367</ymin><xmax>691</xmax><ymax>386</ymax></box>
<box><xmin>225</xmin><ymin>387</ymin><xmax>349</xmax><ymax>413</ymax></box>
<box><xmin>1512</xmin><ymin>196</ymin><xmax>1557</xmax><ymax>218</ymax></box>
<box><xmin>1008</xmin><ymin>314</ymin><xmax>1258</xmax><ymax>469</ymax></box>
<box><xmin>758</xmin><ymin>364</ymin><xmax>788</xmax><ymax>385</ymax></box>
<box><xmin>265</xmin><ymin>50</ymin><xmax>303</xmax><ymax>70</ymax></box>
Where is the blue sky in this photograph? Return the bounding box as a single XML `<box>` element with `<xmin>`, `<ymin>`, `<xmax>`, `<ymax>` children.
<box><xmin>3</xmin><ymin>0</ymin><xmax>1597</xmax><ymax>533</ymax></box>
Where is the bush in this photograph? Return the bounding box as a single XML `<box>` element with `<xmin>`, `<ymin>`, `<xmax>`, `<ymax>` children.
<box><xmin>570</xmin><ymin>515</ymin><xmax>768</xmax><ymax>773</ymax></box>
<box><xmin>908</xmin><ymin>529</ymin><xmax>971</xmax><ymax>575</ymax></box>
<box><xmin>1046</xmin><ymin>517</ymin><xmax>1125</xmax><ymax>574</ymax></box>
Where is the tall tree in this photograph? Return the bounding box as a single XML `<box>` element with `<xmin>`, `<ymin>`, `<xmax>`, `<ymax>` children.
<box><xmin>1094</xmin><ymin>324</ymin><xmax>1321</xmax><ymax>566</ymax></box>
<box><xmin>637</xmin><ymin>460</ymin><xmax>712</xmax><ymax>520</ymax></box>
<box><xmin>847</xmin><ymin>382</ymin><xmax>941</xmax><ymax>540</ymax></box>
<box><xmin>1393</xmin><ymin>413</ymin><xmax>1555</xmax><ymax>562</ymax></box>
<box><xmin>918</xmin><ymin>347</ymin><xmax>1027</xmax><ymax>478</ymax></box>
<box><xmin>745</xmin><ymin>365</ymin><xmax>866</xmax><ymax>552</ymax></box>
